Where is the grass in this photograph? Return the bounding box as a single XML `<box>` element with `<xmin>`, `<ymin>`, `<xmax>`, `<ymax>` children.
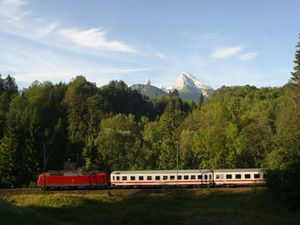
<box><xmin>0</xmin><ymin>188</ymin><xmax>299</xmax><ymax>225</ymax></box>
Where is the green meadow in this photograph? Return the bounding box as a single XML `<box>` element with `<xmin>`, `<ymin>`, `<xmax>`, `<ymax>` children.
<box><xmin>0</xmin><ymin>188</ymin><xmax>299</xmax><ymax>225</ymax></box>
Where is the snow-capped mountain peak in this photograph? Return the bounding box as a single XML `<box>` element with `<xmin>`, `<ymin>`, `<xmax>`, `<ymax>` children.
<box><xmin>172</xmin><ymin>72</ymin><xmax>213</xmax><ymax>98</ymax></box>
<box><xmin>131</xmin><ymin>72</ymin><xmax>213</xmax><ymax>102</ymax></box>
<box><xmin>173</xmin><ymin>72</ymin><xmax>201</xmax><ymax>94</ymax></box>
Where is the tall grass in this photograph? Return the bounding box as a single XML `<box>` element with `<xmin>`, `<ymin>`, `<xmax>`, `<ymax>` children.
<box><xmin>1</xmin><ymin>189</ymin><xmax>299</xmax><ymax>225</ymax></box>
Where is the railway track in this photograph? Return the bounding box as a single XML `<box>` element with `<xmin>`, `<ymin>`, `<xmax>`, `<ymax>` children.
<box><xmin>0</xmin><ymin>186</ymin><xmax>265</xmax><ymax>196</ymax></box>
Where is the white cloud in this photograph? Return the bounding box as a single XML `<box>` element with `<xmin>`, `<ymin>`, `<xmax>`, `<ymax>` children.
<box><xmin>0</xmin><ymin>45</ymin><xmax>155</xmax><ymax>87</ymax></box>
<box><xmin>239</xmin><ymin>52</ymin><xmax>258</xmax><ymax>61</ymax></box>
<box><xmin>35</xmin><ymin>21</ymin><xmax>59</xmax><ymax>37</ymax></box>
<box><xmin>57</xmin><ymin>28</ymin><xmax>137</xmax><ymax>53</ymax></box>
<box><xmin>0</xmin><ymin>1</ymin><xmax>137</xmax><ymax>54</ymax></box>
<box><xmin>155</xmin><ymin>51</ymin><xmax>167</xmax><ymax>59</ymax></box>
<box><xmin>0</xmin><ymin>0</ymin><xmax>30</xmax><ymax>25</ymax></box>
<box><xmin>209</xmin><ymin>45</ymin><xmax>243</xmax><ymax>59</ymax></box>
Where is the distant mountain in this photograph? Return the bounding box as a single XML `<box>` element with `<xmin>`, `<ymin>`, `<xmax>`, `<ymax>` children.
<box><xmin>131</xmin><ymin>72</ymin><xmax>213</xmax><ymax>102</ymax></box>
<box><xmin>172</xmin><ymin>72</ymin><xmax>214</xmax><ymax>101</ymax></box>
<box><xmin>131</xmin><ymin>80</ymin><xmax>168</xmax><ymax>99</ymax></box>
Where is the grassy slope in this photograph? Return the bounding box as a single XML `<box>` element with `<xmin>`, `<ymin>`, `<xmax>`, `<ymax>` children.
<box><xmin>0</xmin><ymin>188</ymin><xmax>299</xmax><ymax>225</ymax></box>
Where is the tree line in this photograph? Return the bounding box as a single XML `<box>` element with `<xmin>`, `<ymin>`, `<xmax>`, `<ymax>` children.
<box><xmin>0</xmin><ymin>35</ymin><xmax>299</xmax><ymax>207</ymax></box>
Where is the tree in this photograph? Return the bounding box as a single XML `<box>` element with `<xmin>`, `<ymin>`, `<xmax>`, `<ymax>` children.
<box><xmin>64</xmin><ymin>76</ymin><xmax>97</xmax><ymax>153</ymax></box>
<box><xmin>179</xmin><ymin>130</ymin><xmax>198</xmax><ymax>169</ymax></box>
<box><xmin>82</xmin><ymin>134</ymin><xmax>99</xmax><ymax>171</ymax></box>
<box><xmin>96</xmin><ymin>114</ymin><xmax>141</xmax><ymax>172</ymax></box>
<box><xmin>158</xmin><ymin>138</ymin><xmax>177</xmax><ymax>169</ymax></box>
<box><xmin>142</xmin><ymin>120</ymin><xmax>163</xmax><ymax>169</ymax></box>
<box><xmin>266</xmin><ymin>34</ymin><xmax>300</xmax><ymax>208</ymax></box>
<box><xmin>238</xmin><ymin>123</ymin><xmax>273</xmax><ymax>168</ymax></box>
<box><xmin>0</xmin><ymin>75</ymin><xmax>18</xmax><ymax>138</ymax></box>
<box><xmin>100</xmin><ymin>80</ymin><xmax>154</xmax><ymax>119</ymax></box>
<box><xmin>0</xmin><ymin>96</ymin><xmax>30</xmax><ymax>187</ymax></box>
<box><xmin>291</xmin><ymin>34</ymin><xmax>300</xmax><ymax>83</ymax></box>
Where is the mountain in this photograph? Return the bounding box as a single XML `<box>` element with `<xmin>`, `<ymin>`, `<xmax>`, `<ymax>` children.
<box><xmin>131</xmin><ymin>73</ymin><xmax>213</xmax><ymax>102</ymax></box>
<box><xmin>172</xmin><ymin>72</ymin><xmax>214</xmax><ymax>101</ymax></box>
<box><xmin>131</xmin><ymin>80</ymin><xmax>168</xmax><ymax>99</ymax></box>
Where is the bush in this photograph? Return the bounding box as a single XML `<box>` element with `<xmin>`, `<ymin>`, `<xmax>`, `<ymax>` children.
<box><xmin>266</xmin><ymin>163</ymin><xmax>300</xmax><ymax>209</ymax></box>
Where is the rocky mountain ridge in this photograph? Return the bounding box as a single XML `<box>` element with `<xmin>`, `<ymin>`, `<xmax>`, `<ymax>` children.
<box><xmin>131</xmin><ymin>72</ymin><xmax>214</xmax><ymax>102</ymax></box>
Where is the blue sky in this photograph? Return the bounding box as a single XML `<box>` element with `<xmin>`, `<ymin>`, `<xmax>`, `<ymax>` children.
<box><xmin>0</xmin><ymin>0</ymin><xmax>299</xmax><ymax>89</ymax></box>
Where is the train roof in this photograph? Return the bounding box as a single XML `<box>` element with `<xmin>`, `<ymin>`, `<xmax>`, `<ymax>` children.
<box><xmin>45</xmin><ymin>171</ymin><xmax>105</xmax><ymax>176</ymax></box>
<box><xmin>213</xmin><ymin>168</ymin><xmax>263</xmax><ymax>173</ymax></box>
<box><xmin>111</xmin><ymin>168</ymin><xmax>263</xmax><ymax>175</ymax></box>
<box><xmin>111</xmin><ymin>169</ymin><xmax>212</xmax><ymax>175</ymax></box>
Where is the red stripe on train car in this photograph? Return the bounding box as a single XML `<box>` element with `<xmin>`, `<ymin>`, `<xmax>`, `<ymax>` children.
<box><xmin>111</xmin><ymin>179</ymin><xmax>265</xmax><ymax>185</ymax></box>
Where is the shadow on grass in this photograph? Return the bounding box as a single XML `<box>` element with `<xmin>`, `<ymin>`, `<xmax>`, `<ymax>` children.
<box><xmin>1</xmin><ymin>189</ymin><xmax>300</xmax><ymax>225</ymax></box>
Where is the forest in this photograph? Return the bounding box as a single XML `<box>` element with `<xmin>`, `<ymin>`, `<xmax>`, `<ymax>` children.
<box><xmin>0</xmin><ymin>36</ymin><xmax>299</xmax><ymax>207</ymax></box>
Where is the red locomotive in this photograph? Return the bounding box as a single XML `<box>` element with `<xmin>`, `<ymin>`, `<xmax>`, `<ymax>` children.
<box><xmin>37</xmin><ymin>171</ymin><xmax>108</xmax><ymax>189</ymax></box>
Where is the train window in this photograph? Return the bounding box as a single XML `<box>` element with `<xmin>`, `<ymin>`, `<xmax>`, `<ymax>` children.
<box><xmin>226</xmin><ymin>174</ymin><xmax>232</xmax><ymax>179</ymax></box>
<box><xmin>122</xmin><ymin>176</ymin><xmax>127</xmax><ymax>181</ymax></box>
<box><xmin>177</xmin><ymin>175</ymin><xmax>182</xmax><ymax>180</ymax></box>
<box><xmin>170</xmin><ymin>176</ymin><xmax>175</xmax><ymax>180</ymax></box>
<box><xmin>155</xmin><ymin>176</ymin><xmax>160</xmax><ymax>180</ymax></box>
<box><xmin>191</xmin><ymin>175</ymin><xmax>196</xmax><ymax>180</ymax></box>
<box><xmin>254</xmin><ymin>174</ymin><xmax>260</xmax><ymax>179</ymax></box>
<box><xmin>216</xmin><ymin>174</ymin><xmax>220</xmax><ymax>179</ymax></box>
<box><xmin>112</xmin><ymin>176</ymin><xmax>115</xmax><ymax>181</ymax></box>
<box><xmin>163</xmin><ymin>176</ymin><xmax>168</xmax><ymax>180</ymax></box>
<box><xmin>204</xmin><ymin>175</ymin><xmax>208</xmax><ymax>180</ymax></box>
<box><xmin>139</xmin><ymin>176</ymin><xmax>144</xmax><ymax>180</ymax></box>
<box><xmin>130</xmin><ymin>176</ymin><xmax>135</xmax><ymax>181</ymax></box>
<box><xmin>116</xmin><ymin>176</ymin><xmax>120</xmax><ymax>181</ymax></box>
<box><xmin>209</xmin><ymin>175</ymin><xmax>212</xmax><ymax>179</ymax></box>
<box><xmin>184</xmin><ymin>175</ymin><xmax>189</xmax><ymax>180</ymax></box>
<box><xmin>198</xmin><ymin>175</ymin><xmax>202</xmax><ymax>179</ymax></box>
<box><xmin>245</xmin><ymin>174</ymin><xmax>251</xmax><ymax>179</ymax></box>
<box><xmin>235</xmin><ymin>174</ymin><xmax>241</xmax><ymax>179</ymax></box>
<box><xmin>147</xmin><ymin>176</ymin><xmax>152</xmax><ymax>180</ymax></box>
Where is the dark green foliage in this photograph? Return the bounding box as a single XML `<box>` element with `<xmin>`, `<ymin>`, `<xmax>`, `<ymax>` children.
<box><xmin>64</xmin><ymin>76</ymin><xmax>98</xmax><ymax>148</ymax></box>
<box><xmin>0</xmin><ymin>81</ymin><xmax>69</xmax><ymax>187</ymax></box>
<box><xmin>291</xmin><ymin>34</ymin><xmax>300</xmax><ymax>83</ymax></box>
<box><xmin>154</xmin><ymin>95</ymin><xmax>191</xmax><ymax>117</ymax></box>
<box><xmin>266</xmin><ymin>35</ymin><xmax>300</xmax><ymax>208</ymax></box>
<box><xmin>0</xmin><ymin>96</ymin><xmax>31</xmax><ymax>187</ymax></box>
<box><xmin>130</xmin><ymin>83</ymin><xmax>169</xmax><ymax>99</ymax></box>
<box><xmin>181</xmin><ymin>86</ymin><xmax>281</xmax><ymax>169</ymax></box>
<box><xmin>96</xmin><ymin>114</ymin><xmax>142</xmax><ymax>171</ymax></box>
<box><xmin>0</xmin><ymin>75</ymin><xmax>18</xmax><ymax>139</ymax></box>
<box><xmin>100</xmin><ymin>80</ymin><xmax>154</xmax><ymax>119</ymax></box>
<box><xmin>266</xmin><ymin>164</ymin><xmax>300</xmax><ymax>209</ymax></box>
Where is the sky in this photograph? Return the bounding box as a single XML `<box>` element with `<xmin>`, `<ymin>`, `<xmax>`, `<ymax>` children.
<box><xmin>0</xmin><ymin>0</ymin><xmax>299</xmax><ymax>90</ymax></box>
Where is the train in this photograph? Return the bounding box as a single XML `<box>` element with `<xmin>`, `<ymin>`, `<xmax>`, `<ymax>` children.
<box><xmin>37</xmin><ymin>171</ymin><xmax>108</xmax><ymax>189</ymax></box>
<box><xmin>37</xmin><ymin>168</ymin><xmax>265</xmax><ymax>189</ymax></box>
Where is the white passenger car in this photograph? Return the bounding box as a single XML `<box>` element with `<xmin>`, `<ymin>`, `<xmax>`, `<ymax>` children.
<box><xmin>111</xmin><ymin>169</ymin><xmax>213</xmax><ymax>187</ymax></box>
<box><xmin>213</xmin><ymin>168</ymin><xmax>265</xmax><ymax>186</ymax></box>
<box><xmin>110</xmin><ymin>168</ymin><xmax>265</xmax><ymax>187</ymax></box>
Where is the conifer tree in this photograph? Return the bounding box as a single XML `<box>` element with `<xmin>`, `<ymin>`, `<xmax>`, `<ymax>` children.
<box><xmin>291</xmin><ymin>34</ymin><xmax>300</xmax><ymax>83</ymax></box>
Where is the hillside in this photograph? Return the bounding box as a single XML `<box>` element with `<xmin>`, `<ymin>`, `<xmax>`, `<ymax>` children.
<box><xmin>131</xmin><ymin>83</ymin><xmax>169</xmax><ymax>99</ymax></box>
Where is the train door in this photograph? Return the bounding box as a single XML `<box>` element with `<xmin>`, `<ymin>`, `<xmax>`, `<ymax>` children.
<box><xmin>202</xmin><ymin>170</ymin><xmax>213</xmax><ymax>187</ymax></box>
<box><xmin>204</xmin><ymin>172</ymin><xmax>209</xmax><ymax>186</ymax></box>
